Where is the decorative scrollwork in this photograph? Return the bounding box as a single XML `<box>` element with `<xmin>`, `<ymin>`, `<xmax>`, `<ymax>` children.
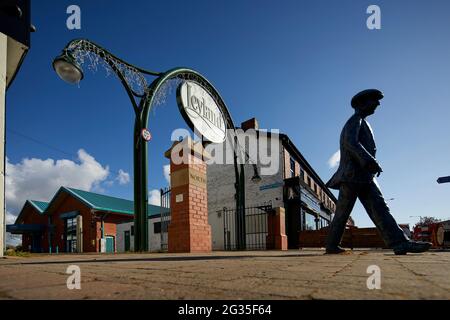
<box><xmin>67</xmin><ymin>39</ymin><xmax>150</xmax><ymax>97</ymax></box>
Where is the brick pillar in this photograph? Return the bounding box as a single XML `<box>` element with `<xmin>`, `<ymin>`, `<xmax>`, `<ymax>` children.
<box><xmin>267</xmin><ymin>207</ymin><xmax>288</xmax><ymax>250</ymax></box>
<box><xmin>164</xmin><ymin>138</ymin><xmax>212</xmax><ymax>253</ymax></box>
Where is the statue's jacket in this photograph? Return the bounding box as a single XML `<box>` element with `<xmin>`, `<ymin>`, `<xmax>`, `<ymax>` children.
<box><xmin>326</xmin><ymin>113</ymin><xmax>379</xmax><ymax>190</ymax></box>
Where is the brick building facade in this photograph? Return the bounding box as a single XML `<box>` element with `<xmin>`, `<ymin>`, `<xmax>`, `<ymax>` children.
<box><xmin>7</xmin><ymin>187</ymin><xmax>164</xmax><ymax>253</ymax></box>
<box><xmin>207</xmin><ymin>118</ymin><xmax>338</xmax><ymax>250</ymax></box>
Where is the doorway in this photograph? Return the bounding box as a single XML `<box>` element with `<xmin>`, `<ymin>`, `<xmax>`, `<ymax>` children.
<box><xmin>124</xmin><ymin>231</ymin><xmax>130</xmax><ymax>252</ymax></box>
<box><xmin>105</xmin><ymin>236</ymin><xmax>115</xmax><ymax>253</ymax></box>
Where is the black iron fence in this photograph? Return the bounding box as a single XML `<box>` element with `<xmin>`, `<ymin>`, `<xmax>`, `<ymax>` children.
<box><xmin>160</xmin><ymin>187</ymin><xmax>171</xmax><ymax>251</ymax></box>
<box><xmin>221</xmin><ymin>203</ymin><xmax>275</xmax><ymax>250</ymax></box>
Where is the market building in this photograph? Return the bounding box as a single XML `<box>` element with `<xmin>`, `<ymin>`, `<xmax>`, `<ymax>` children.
<box><xmin>7</xmin><ymin>186</ymin><xmax>165</xmax><ymax>253</ymax></box>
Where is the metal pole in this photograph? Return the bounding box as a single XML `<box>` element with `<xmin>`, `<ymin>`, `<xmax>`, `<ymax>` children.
<box><xmin>233</xmin><ymin>142</ymin><xmax>241</xmax><ymax>250</ymax></box>
<box><xmin>239</xmin><ymin>163</ymin><xmax>246</xmax><ymax>249</ymax></box>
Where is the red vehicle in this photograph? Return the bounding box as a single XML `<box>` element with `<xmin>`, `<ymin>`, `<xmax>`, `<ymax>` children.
<box><xmin>412</xmin><ymin>220</ymin><xmax>450</xmax><ymax>248</ymax></box>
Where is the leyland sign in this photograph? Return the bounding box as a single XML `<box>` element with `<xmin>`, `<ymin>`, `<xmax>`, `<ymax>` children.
<box><xmin>177</xmin><ymin>81</ymin><xmax>227</xmax><ymax>144</ymax></box>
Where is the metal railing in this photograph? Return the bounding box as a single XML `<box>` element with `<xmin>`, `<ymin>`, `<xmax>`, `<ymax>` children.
<box><xmin>221</xmin><ymin>202</ymin><xmax>274</xmax><ymax>250</ymax></box>
<box><xmin>160</xmin><ymin>187</ymin><xmax>171</xmax><ymax>251</ymax></box>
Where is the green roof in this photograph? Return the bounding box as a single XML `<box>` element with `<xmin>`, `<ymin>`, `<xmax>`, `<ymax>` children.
<box><xmin>63</xmin><ymin>187</ymin><xmax>167</xmax><ymax>217</ymax></box>
<box><xmin>28</xmin><ymin>200</ymin><xmax>49</xmax><ymax>214</ymax></box>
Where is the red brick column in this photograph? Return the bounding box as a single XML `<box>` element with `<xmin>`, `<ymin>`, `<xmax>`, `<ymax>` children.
<box><xmin>267</xmin><ymin>207</ymin><xmax>288</xmax><ymax>250</ymax></box>
<box><xmin>164</xmin><ymin>138</ymin><xmax>212</xmax><ymax>253</ymax></box>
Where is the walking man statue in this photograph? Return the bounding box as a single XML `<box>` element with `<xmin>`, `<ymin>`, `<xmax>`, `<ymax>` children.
<box><xmin>326</xmin><ymin>89</ymin><xmax>431</xmax><ymax>255</ymax></box>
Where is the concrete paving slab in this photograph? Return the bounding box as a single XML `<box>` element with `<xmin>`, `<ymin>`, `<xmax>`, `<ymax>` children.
<box><xmin>1</xmin><ymin>250</ymin><xmax>449</xmax><ymax>300</ymax></box>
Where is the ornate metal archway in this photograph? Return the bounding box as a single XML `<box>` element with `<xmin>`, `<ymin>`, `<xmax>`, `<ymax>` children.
<box><xmin>53</xmin><ymin>39</ymin><xmax>248</xmax><ymax>251</ymax></box>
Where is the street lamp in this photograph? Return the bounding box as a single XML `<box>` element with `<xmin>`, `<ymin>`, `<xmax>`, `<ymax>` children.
<box><xmin>53</xmin><ymin>38</ymin><xmax>259</xmax><ymax>252</ymax></box>
<box><xmin>53</xmin><ymin>52</ymin><xmax>84</xmax><ymax>84</ymax></box>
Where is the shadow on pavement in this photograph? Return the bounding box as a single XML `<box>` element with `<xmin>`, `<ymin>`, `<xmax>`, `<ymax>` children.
<box><xmin>10</xmin><ymin>253</ymin><xmax>324</xmax><ymax>266</ymax></box>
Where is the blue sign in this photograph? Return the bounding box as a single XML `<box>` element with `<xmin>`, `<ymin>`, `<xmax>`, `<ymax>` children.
<box><xmin>259</xmin><ymin>182</ymin><xmax>283</xmax><ymax>191</ymax></box>
<box><xmin>300</xmin><ymin>188</ymin><xmax>321</xmax><ymax>213</ymax></box>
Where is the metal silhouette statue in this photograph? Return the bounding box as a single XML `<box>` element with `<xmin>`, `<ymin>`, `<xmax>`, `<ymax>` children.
<box><xmin>326</xmin><ymin>89</ymin><xmax>432</xmax><ymax>255</ymax></box>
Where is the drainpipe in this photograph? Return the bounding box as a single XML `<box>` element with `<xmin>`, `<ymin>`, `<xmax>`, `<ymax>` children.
<box><xmin>47</xmin><ymin>216</ymin><xmax>51</xmax><ymax>254</ymax></box>
<box><xmin>100</xmin><ymin>212</ymin><xmax>110</xmax><ymax>253</ymax></box>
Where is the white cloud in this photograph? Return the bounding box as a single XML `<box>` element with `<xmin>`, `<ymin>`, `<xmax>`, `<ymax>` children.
<box><xmin>148</xmin><ymin>189</ymin><xmax>161</xmax><ymax>206</ymax></box>
<box><xmin>147</xmin><ymin>165</ymin><xmax>170</xmax><ymax>207</ymax></box>
<box><xmin>327</xmin><ymin>150</ymin><xmax>340</xmax><ymax>169</ymax></box>
<box><xmin>163</xmin><ymin>164</ymin><xmax>170</xmax><ymax>184</ymax></box>
<box><xmin>6</xmin><ymin>211</ymin><xmax>17</xmax><ymax>225</ymax></box>
<box><xmin>116</xmin><ymin>169</ymin><xmax>130</xmax><ymax>185</ymax></box>
<box><xmin>5</xmin><ymin>149</ymin><xmax>110</xmax><ymax>218</ymax></box>
<box><xmin>5</xmin><ymin>232</ymin><xmax>21</xmax><ymax>247</ymax></box>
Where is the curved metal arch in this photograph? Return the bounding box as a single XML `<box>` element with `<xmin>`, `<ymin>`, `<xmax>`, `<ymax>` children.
<box><xmin>64</xmin><ymin>38</ymin><xmax>162</xmax><ymax>77</ymax></box>
<box><xmin>142</xmin><ymin>67</ymin><xmax>237</xmax><ymax>133</ymax></box>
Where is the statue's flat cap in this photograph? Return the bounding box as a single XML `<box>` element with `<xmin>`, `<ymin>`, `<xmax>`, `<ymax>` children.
<box><xmin>351</xmin><ymin>89</ymin><xmax>384</xmax><ymax>108</ymax></box>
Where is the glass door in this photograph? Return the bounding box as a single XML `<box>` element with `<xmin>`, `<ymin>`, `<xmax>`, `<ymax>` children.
<box><xmin>65</xmin><ymin>217</ymin><xmax>77</xmax><ymax>253</ymax></box>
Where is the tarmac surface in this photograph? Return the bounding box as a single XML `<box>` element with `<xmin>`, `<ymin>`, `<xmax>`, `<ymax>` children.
<box><xmin>0</xmin><ymin>249</ymin><xmax>449</xmax><ymax>300</ymax></box>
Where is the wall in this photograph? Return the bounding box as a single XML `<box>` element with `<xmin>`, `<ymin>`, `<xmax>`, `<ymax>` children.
<box><xmin>48</xmin><ymin>196</ymin><xmax>95</xmax><ymax>252</ymax></box>
<box><xmin>20</xmin><ymin>206</ymin><xmax>49</xmax><ymax>252</ymax></box>
<box><xmin>0</xmin><ymin>33</ymin><xmax>6</xmax><ymax>256</ymax></box>
<box><xmin>207</xmin><ymin>133</ymin><xmax>285</xmax><ymax>250</ymax></box>
<box><xmin>116</xmin><ymin>217</ymin><xmax>164</xmax><ymax>252</ymax></box>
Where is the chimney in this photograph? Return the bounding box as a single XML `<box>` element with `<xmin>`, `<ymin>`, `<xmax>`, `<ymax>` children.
<box><xmin>241</xmin><ymin>118</ymin><xmax>259</xmax><ymax>131</ymax></box>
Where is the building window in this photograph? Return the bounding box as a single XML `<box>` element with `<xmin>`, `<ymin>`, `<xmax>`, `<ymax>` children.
<box><xmin>304</xmin><ymin>212</ymin><xmax>317</xmax><ymax>231</ymax></box>
<box><xmin>131</xmin><ymin>225</ymin><xmax>134</xmax><ymax>236</ymax></box>
<box><xmin>300</xmin><ymin>168</ymin><xmax>305</xmax><ymax>180</ymax></box>
<box><xmin>290</xmin><ymin>157</ymin><xmax>295</xmax><ymax>178</ymax></box>
<box><xmin>154</xmin><ymin>222</ymin><xmax>161</xmax><ymax>234</ymax></box>
<box><xmin>307</xmin><ymin>176</ymin><xmax>312</xmax><ymax>188</ymax></box>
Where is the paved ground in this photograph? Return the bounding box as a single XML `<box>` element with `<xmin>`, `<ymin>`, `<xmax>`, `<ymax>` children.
<box><xmin>1</xmin><ymin>249</ymin><xmax>449</xmax><ymax>300</ymax></box>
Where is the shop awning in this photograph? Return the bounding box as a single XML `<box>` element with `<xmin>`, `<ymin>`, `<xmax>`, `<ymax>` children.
<box><xmin>6</xmin><ymin>224</ymin><xmax>46</xmax><ymax>234</ymax></box>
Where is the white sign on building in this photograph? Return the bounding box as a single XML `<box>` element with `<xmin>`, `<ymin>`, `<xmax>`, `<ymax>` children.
<box><xmin>177</xmin><ymin>81</ymin><xmax>227</xmax><ymax>144</ymax></box>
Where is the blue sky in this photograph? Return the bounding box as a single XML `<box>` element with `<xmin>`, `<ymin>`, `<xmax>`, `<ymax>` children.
<box><xmin>6</xmin><ymin>0</ymin><xmax>450</xmax><ymax>228</ymax></box>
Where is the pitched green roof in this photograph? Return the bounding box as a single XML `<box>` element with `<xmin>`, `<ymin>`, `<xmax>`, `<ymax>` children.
<box><xmin>28</xmin><ymin>200</ymin><xmax>49</xmax><ymax>214</ymax></box>
<box><xmin>64</xmin><ymin>187</ymin><xmax>167</xmax><ymax>217</ymax></box>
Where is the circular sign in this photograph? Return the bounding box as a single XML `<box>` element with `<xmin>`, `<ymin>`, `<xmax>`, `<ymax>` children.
<box><xmin>176</xmin><ymin>81</ymin><xmax>227</xmax><ymax>144</ymax></box>
<box><xmin>141</xmin><ymin>128</ymin><xmax>152</xmax><ymax>141</ymax></box>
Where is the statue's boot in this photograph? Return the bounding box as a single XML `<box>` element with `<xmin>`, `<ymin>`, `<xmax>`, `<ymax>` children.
<box><xmin>325</xmin><ymin>246</ymin><xmax>346</xmax><ymax>254</ymax></box>
<box><xmin>392</xmin><ymin>240</ymin><xmax>432</xmax><ymax>255</ymax></box>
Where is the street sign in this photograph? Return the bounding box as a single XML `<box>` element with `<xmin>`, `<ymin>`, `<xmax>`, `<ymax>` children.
<box><xmin>437</xmin><ymin>176</ymin><xmax>450</xmax><ymax>184</ymax></box>
<box><xmin>141</xmin><ymin>128</ymin><xmax>151</xmax><ymax>142</ymax></box>
<box><xmin>177</xmin><ymin>81</ymin><xmax>227</xmax><ymax>144</ymax></box>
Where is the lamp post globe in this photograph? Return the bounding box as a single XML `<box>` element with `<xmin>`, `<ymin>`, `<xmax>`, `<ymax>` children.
<box><xmin>52</xmin><ymin>53</ymin><xmax>84</xmax><ymax>84</ymax></box>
